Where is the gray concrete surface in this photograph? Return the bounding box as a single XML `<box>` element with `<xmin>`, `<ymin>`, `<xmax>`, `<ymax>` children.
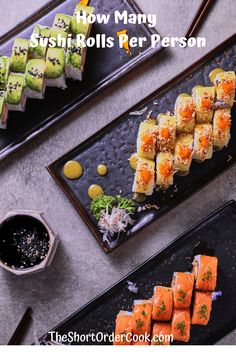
<box><xmin>0</xmin><ymin>0</ymin><xmax>236</xmax><ymax>345</ymax></box>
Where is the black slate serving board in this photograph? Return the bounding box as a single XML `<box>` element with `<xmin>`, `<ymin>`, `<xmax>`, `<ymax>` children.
<box><xmin>0</xmin><ymin>0</ymin><xmax>162</xmax><ymax>161</ymax></box>
<box><xmin>41</xmin><ymin>201</ymin><xmax>236</xmax><ymax>345</ymax></box>
<box><xmin>48</xmin><ymin>35</ymin><xmax>236</xmax><ymax>252</ymax></box>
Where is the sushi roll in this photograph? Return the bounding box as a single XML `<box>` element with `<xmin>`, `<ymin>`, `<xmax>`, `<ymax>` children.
<box><xmin>71</xmin><ymin>3</ymin><xmax>94</xmax><ymax>37</ymax></box>
<box><xmin>45</xmin><ymin>47</ymin><xmax>67</xmax><ymax>89</ymax></box>
<box><xmin>156</xmin><ymin>152</ymin><xmax>175</xmax><ymax>190</ymax></box>
<box><xmin>214</xmin><ymin>71</ymin><xmax>236</xmax><ymax>107</ymax></box>
<box><xmin>157</xmin><ymin>113</ymin><xmax>176</xmax><ymax>152</ymax></box>
<box><xmin>132</xmin><ymin>157</ymin><xmax>155</xmax><ymax>196</ymax></box>
<box><xmin>151</xmin><ymin>323</ymin><xmax>172</xmax><ymax>345</ymax></box>
<box><xmin>137</xmin><ymin>121</ymin><xmax>158</xmax><ymax>160</ymax></box>
<box><xmin>172</xmin><ymin>272</ymin><xmax>194</xmax><ymax>309</ymax></box>
<box><xmin>51</xmin><ymin>14</ymin><xmax>72</xmax><ymax>47</ymax></box>
<box><xmin>0</xmin><ymin>91</ymin><xmax>9</xmax><ymax>129</ymax></box>
<box><xmin>175</xmin><ymin>95</ymin><xmax>195</xmax><ymax>134</ymax></box>
<box><xmin>193</xmin><ymin>124</ymin><xmax>213</xmax><ymax>162</ymax></box>
<box><xmin>24</xmin><ymin>59</ymin><xmax>46</xmax><ymax>99</ymax></box>
<box><xmin>11</xmin><ymin>38</ymin><xmax>29</xmax><ymax>73</ymax></box>
<box><xmin>0</xmin><ymin>56</ymin><xmax>11</xmax><ymax>90</ymax></box>
<box><xmin>29</xmin><ymin>25</ymin><xmax>51</xmax><ymax>59</ymax></box>
<box><xmin>114</xmin><ymin>310</ymin><xmax>133</xmax><ymax>345</ymax></box>
<box><xmin>171</xmin><ymin>309</ymin><xmax>190</xmax><ymax>342</ymax></box>
<box><xmin>192</xmin><ymin>86</ymin><xmax>215</xmax><ymax>124</ymax></box>
<box><xmin>192</xmin><ymin>255</ymin><xmax>218</xmax><ymax>291</ymax></box>
<box><xmin>212</xmin><ymin>108</ymin><xmax>231</xmax><ymax>150</ymax></box>
<box><xmin>65</xmin><ymin>40</ymin><xmax>87</xmax><ymax>81</ymax></box>
<box><xmin>191</xmin><ymin>291</ymin><xmax>212</xmax><ymax>325</ymax></box>
<box><xmin>132</xmin><ymin>300</ymin><xmax>152</xmax><ymax>342</ymax></box>
<box><xmin>174</xmin><ymin>134</ymin><xmax>194</xmax><ymax>176</ymax></box>
<box><xmin>5</xmin><ymin>74</ymin><xmax>26</xmax><ymax>112</ymax></box>
<box><xmin>152</xmin><ymin>286</ymin><xmax>173</xmax><ymax>321</ymax></box>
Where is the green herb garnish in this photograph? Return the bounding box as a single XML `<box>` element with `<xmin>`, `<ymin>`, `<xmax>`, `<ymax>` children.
<box><xmin>90</xmin><ymin>195</ymin><xmax>115</xmax><ymax>220</ymax></box>
<box><xmin>136</xmin><ymin>319</ymin><xmax>145</xmax><ymax>329</ymax></box>
<box><xmin>197</xmin><ymin>304</ymin><xmax>208</xmax><ymax>319</ymax></box>
<box><xmin>176</xmin><ymin>321</ymin><xmax>186</xmax><ymax>336</ymax></box>
<box><xmin>142</xmin><ymin>310</ymin><xmax>147</xmax><ymax>316</ymax></box>
<box><xmin>116</xmin><ymin>195</ymin><xmax>136</xmax><ymax>213</ymax></box>
<box><xmin>120</xmin><ymin>330</ymin><xmax>126</xmax><ymax>342</ymax></box>
<box><xmin>157</xmin><ymin>301</ymin><xmax>166</xmax><ymax>317</ymax></box>
<box><xmin>202</xmin><ymin>267</ymin><xmax>212</xmax><ymax>282</ymax></box>
<box><xmin>177</xmin><ymin>289</ymin><xmax>187</xmax><ymax>303</ymax></box>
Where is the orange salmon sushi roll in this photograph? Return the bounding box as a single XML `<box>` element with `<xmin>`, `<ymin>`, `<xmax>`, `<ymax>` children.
<box><xmin>192</xmin><ymin>255</ymin><xmax>218</xmax><ymax>291</ymax></box>
<box><xmin>114</xmin><ymin>310</ymin><xmax>134</xmax><ymax>345</ymax></box>
<box><xmin>191</xmin><ymin>291</ymin><xmax>212</xmax><ymax>325</ymax></box>
<box><xmin>132</xmin><ymin>300</ymin><xmax>152</xmax><ymax>344</ymax></box>
<box><xmin>171</xmin><ymin>309</ymin><xmax>190</xmax><ymax>342</ymax></box>
<box><xmin>214</xmin><ymin>71</ymin><xmax>236</xmax><ymax>107</ymax></box>
<box><xmin>151</xmin><ymin>323</ymin><xmax>172</xmax><ymax>345</ymax></box>
<box><xmin>172</xmin><ymin>272</ymin><xmax>194</xmax><ymax>309</ymax></box>
<box><xmin>152</xmin><ymin>286</ymin><xmax>173</xmax><ymax>321</ymax></box>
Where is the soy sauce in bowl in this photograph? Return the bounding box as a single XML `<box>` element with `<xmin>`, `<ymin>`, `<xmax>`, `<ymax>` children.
<box><xmin>0</xmin><ymin>215</ymin><xmax>50</xmax><ymax>269</ymax></box>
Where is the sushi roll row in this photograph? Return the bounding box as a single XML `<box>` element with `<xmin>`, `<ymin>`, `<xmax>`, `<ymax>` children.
<box><xmin>0</xmin><ymin>1</ymin><xmax>94</xmax><ymax>129</ymax></box>
<box><xmin>132</xmin><ymin>70</ymin><xmax>235</xmax><ymax>194</ymax></box>
<box><xmin>114</xmin><ymin>254</ymin><xmax>218</xmax><ymax>345</ymax></box>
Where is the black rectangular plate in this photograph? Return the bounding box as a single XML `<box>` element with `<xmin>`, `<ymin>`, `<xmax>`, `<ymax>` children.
<box><xmin>41</xmin><ymin>201</ymin><xmax>236</xmax><ymax>345</ymax></box>
<box><xmin>0</xmin><ymin>0</ymin><xmax>162</xmax><ymax>161</ymax></box>
<box><xmin>48</xmin><ymin>35</ymin><xmax>236</xmax><ymax>253</ymax></box>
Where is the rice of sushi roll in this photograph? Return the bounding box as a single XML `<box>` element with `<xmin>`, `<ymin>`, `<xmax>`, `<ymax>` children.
<box><xmin>71</xmin><ymin>3</ymin><xmax>94</xmax><ymax>37</ymax></box>
<box><xmin>152</xmin><ymin>286</ymin><xmax>173</xmax><ymax>321</ymax></box>
<box><xmin>151</xmin><ymin>323</ymin><xmax>172</xmax><ymax>345</ymax></box>
<box><xmin>212</xmin><ymin>108</ymin><xmax>231</xmax><ymax>150</ymax></box>
<box><xmin>136</xmin><ymin>121</ymin><xmax>158</xmax><ymax>160</ymax></box>
<box><xmin>51</xmin><ymin>14</ymin><xmax>72</xmax><ymax>47</ymax></box>
<box><xmin>157</xmin><ymin>113</ymin><xmax>176</xmax><ymax>152</ymax></box>
<box><xmin>24</xmin><ymin>59</ymin><xmax>46</xmax><ymax>99</ymax></box>
<box><xmin>0</xmin><ymin>91</ymin><xmax>9</xmax><ymax>129</ymax></box>
<box><xmin>156</xmin><ymin>152</ymin><xmax>174</xmax><ymax>190</ymax></box>
<box><xmin>191</xmin><ymin>291</ymin><xmax>212</xmax><ymax>325</ymax></box>
<box><xmin>5</xmin><ymin>74</ymin><xmax>26</xmax><ymax>112</ymax></box>
<box><xmin>171</xmin><ymin>309</ymin><xmax>190</xmax><ymax>342</ymax></box>
<box><xmin>192</xmin><ymin>86</ymin><xmax>215</xmax><ymax>124</ymax></box>
<box><xmin>171</xmin><ymin>272</ymin><xmax>194</xmax><ymax>309</ymax></box>
<box><xmin>29</xmin><ymin>25</ymin><xmax>51</xmax><ymax>59</ymax></box>
<box><xmin>214</xmin><ymin>71</ymin><xmax>236</xmax><ymax>107</ymax></box>
<box><xmin>11</xmin><ymin>38</ymin><xmax>29</xmax><ymax>73</ymax></box>
<box><xmin>132</xmin><ymin>157</ymin><xmax>155</xmax><ymax>196</ymax></box>
<box><xmin>193</xmin><ymin>124</ymin><xmax>213</xmax><ymax>162</ymax></box>
<box><xmin>175</xmin><ymin>95</ymin><xmax>195</xmax><ymax>134</ymax></box>
<box><xmin>65</xmin><ymin>40</ymin><xmax>86</xmax><ymax>81</ymax></box>
<box><xmin>45</xmin><ymin>47</ymin><xmax>67</xmax><ymax>89</ymax></box>
<box><xmin>0</xmin><ymin>56</ymin><xmax>11</xmax><ymax>90</ymax></box>
<box><xmin>114</xmin><ymin>311</ymin><xmax>134</xmax><ymax>345</ymax></box>
<box><xmin>192</xmin><ymin>255</ymin><xmax>218</xmax><ymax>292</ymax></box>
<box><xmin>174</xmin><ymin>134</ymin><xmax>194</xmax><ymax>176</ymax></box>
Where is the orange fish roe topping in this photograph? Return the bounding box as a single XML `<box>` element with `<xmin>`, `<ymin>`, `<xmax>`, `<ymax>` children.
<box><xmin>220</xmin><ymin>79</ymin><xmax>235</xmax><ymax>95</ymax></box>
<box><xmin>178</xmin><ymin>145</ymin><xmax>192</xmax><ymax>161</ymax></box>
<box><xmin>141</xmin><ymin>133</ymin><xmax>156</xmax><ymax>152</ymax></box>
<box><xmin>179</xmin><ymin>103</ymin><xmax>195</xmax><ymax>120</ymax></box>
<box><xmin>159</xmin><ymin>127</ymin><xmax>171</xmax><ymax>140</ymax></box>
<box><xmin>199</xmin><ymin>135</ymin><xmax>210</xmax><ymax>149</ymax></box>
<box><xmin>217</xmin><ymin>113</ymin><xmax>231</xmax><ymax>130</ymax></box>
<box><xmin>201</xmin><ymin>96</ymin><xmax>213</xmax><ymax>110</ymax></box>
<box><xmin>140</xmin><ymin>165</ymin><xmax>153</xmax><ymax>184</ymax></box>
<box><xmin>159</xmin><ymin>160</ymin><xmax>173</xmax><ymax>177</ymax></box>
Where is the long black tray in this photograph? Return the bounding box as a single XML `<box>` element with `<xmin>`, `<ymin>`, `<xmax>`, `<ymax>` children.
<box><xmin>41</xmin><ymin>200</ymin><xmax>236</xmax><ymax>345</ymax></box>
<box><xmin>0</xmin><ymin>0</ymin><xmax>162</xmax><ymax>161</ymax></box>
<box><xmin>48</xmin><ymin>34</ymin><xmax>236</xmax><ymax>252</ymax></box>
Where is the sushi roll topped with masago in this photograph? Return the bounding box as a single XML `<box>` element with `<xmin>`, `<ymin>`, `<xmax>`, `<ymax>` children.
<box><xmin>137</xmin><ymin>121</ymin><xmax>158</xmax><ymax>160</ymax></box>
<box><xmin>175</xmin><ymin>95</ymin><xmax>195</xmax><ymax>134</ymax></box>
<box><xmin>214</xmin><ymin>70</ymin><xmax>236</xmax><ymax>107</ymax></box>
<box><xmin>192</xmin><ymin>86</ymin><xmax>215</xmax><ymax>124</ymax></box>
<box><xmin>157</xmin><ymin>113</ymin><xmax>176</xmax><ymax>152</ymax></box>
<box><xmin>132</xmin><ymin>157</ymin><xmax>155</xmax><ymax>196</ymax></box>
<box><xmin>192</xmin><ymin>255</ymin><xmax>218</xmax><ymax>291</ymax></box>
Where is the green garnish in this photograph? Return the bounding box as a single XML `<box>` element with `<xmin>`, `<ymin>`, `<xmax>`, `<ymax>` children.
<box><xmin>90</xmin><ymin>195</ymin><xmax>115</xmax><ymax>220</ymax></box>
<box><xmin>120</xmin><ymin>330</ymin><xmax>126</xmax><ymax>342</ymax></box>
<box><xmin>141</xmin><ymin>310</ymin><xmax>147</xmax><ymax>316</ymax></box>
<box><xmin>136</xmin><ymin>319</ymin><xmax>144</xmax><ymax>329</ymax></box>
<box><xmin>153</xmin><ymin>338</ymin><xmax>164</xmax><ymax>345</ymax></box>
<box><xmin>197</xmin><ymin>304</ymin><xmax>208</xmax><ymax>319</ymax></box>
<box><xmin>157</xmin><ymin>301</ymin><xmax>166</xmax><ymax>317</ymax></box>
<box><xmin>116</xmin><ymin>195</ymin><xmax>136</xmax><ymax>213</ymax></box>
<box><xmin>177</xmin><ymin>289</ymin><xmax>187</xmax><ymax>302</ymax></box>
<box><xmin>202</xmin><ymin>267</ymin><xmax>212</xmax><ymax>281</ymax></box>
<box><xmin>176</xmin><ymin>321</ymin><xmax>186</xmax><ymax>336</ymax></box>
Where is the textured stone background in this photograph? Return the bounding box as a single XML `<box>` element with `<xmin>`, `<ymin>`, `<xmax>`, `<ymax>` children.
<box><xmin>0</xmin><ymin>0</ymin><xmax>235</xmax><ymax>345</ymax></box>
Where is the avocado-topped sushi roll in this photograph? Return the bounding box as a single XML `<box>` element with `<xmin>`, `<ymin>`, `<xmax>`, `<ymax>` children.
<box><xmin>51</xmin><ymin>14</ymin><xmax>71</xmax><ymax>47</ymax></box>
<box><xmin>156</xmin><ymin>152</ymin><xmax>174</xmax><ymax>190</ymax></box>
<box><xmin>152</xmin><ymin>286</ymin><xmax>173</xmax><ymax>321</ymax></box>
<box><xmin>214</xmin><ymin>71</ymin><xmax>235</xmax><ymax>107</ymax></box>
<box><xmin>132</xmin><ymin>157</ymin><xmax>155</xmax><ymax>196</ymax></box>
<box><xmin>0</xmin><ymin>91</ymin><xmax>9</xmax><ymax>129</ymax></box>
<box><xmin>193</xmin><ymin>124</ymin><xmax>213</xmax><ymax>162</ymax></box>
<box><xmin>192</xmin><ymin>86</ymin><xmax>215</xmax><ymax>124</ymax></box>
<box><xmin>114</xmin><ymin>311</ymin><xmax>134</xmax><ymax>345</ymax></box>
<box><xmin>212</xmin><ymin>108</ymin><xmax>231</xmax><ymax>150</ymax></box>
<box><xmin>132</xmin><ymin>300</ymin><xmax>152</xmax><ymax>343</ymax></box>
<box><xmin>157</xmin><ymin>113</ymin><xmax>176</xmax><ymax>152</ymax></box>
<box><xmin>71</xmin><ymin>3</ymin><xmax>94</xmax><ymax>37</ymax></box>
<box><xmin>0</xmin><ymin>56</ymin><xmax>10</xmax><ymax>90</ymax></box>
<box><xmin>172</xmin><ymin>272</ymin><xmax>194</xmax><ymax>309</ymax></box>
<box><xmin>151</xmin><ymin>323</ymin><xmax>172</xmax><ymax>345</ymax></box>
<box><xmin>25</xmin><ymin>59</ymin><xmax>46</xmax><ymax>99</ymax></box>
<box><xmin>191</xmin><ymin>291</ymin><xmax>212</xmax><ymax>325</ymax></box>
<box><xmin>171</xmin><ymin>309</ymin><xmax>190</xmax><ymax>342</ymax></box>
<box><xmin>174</xmin><ymin>134</ymin><xmax>194</xmax><ymax>176</ymax></box>
<box><xmin>65</xmin><ymin>40</ymin><xmax>86</xmax><ymax>81</ymax></box>
<box><xmin>29</xmin><ymin>25</ymin><xmax>51</xmax><ymax>59</ymax></box>
<box><xmin>11</xmin><ymin>38</ymin><xmax>29</xmax><ymax>73</ymax></box>
<box><xmin>137</xmin><ymin>121</ymin><xmax>158</xmax><ymax>160</ymax></box>
<box><xmin>175</xmin><ymin>95</ymin><xmax>195</xmax><ymax>134</ymax></box>
<box><xmin>6</xmin><ymin>74</ymin><xmax>26</xmax><ymax>111</ymax></box>
<box><xmin>45</xmin><ymin>47</ymin><xmax>67</xmax><ymax>89</ymax></box>
<box><xmin>192</xmin><ymin>255</ymin><xmax>218</xmax><ymax>292</ymax></box>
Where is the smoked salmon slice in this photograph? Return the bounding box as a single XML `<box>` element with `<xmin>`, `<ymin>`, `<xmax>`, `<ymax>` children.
<box><xmin>151</xmin><ymin>323</ymin><xmax>172</xmax><ymax>345</ymax></box>
<box><xmin>171</xmin><ymin>309</ymin><xmax>191</xmax><ymax>342</ymax></box>
<box><xmin>132</xmin><ymin>299</ymin><xmax>152</xmax><ymax>345</ymax></box>
<box><xmin>192</xmin><ymin>291</ymin><xmax>212</xmax><ymax>325</ymax></box>
<box><xmin>192</xmin><ymin>255</ymin><xmax>218</xmax><ymax>291</ymax></box>
<box><xmin>172</xmin><ymin>272</ymin><xmax>194</xmax><ymax>309</ymax></box>
<box><xmin>152</xmin><ymin>286</ymin><xmax>173</xmax><ymax>321</ymax></box>
<box><xmin>114</xmin><ymin>310</ymin><xmax>134</xmax><ymax>345</ymax></box>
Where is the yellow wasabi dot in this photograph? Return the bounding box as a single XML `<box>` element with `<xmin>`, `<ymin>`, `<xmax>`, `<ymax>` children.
<box><xmin>63</xmin><ymin>161</ymin><xmax>83</xmax><ymax>180</ymax></box>
<box><xmin>88</xmin><ymin>185</ymin><xmax>104</xmax><ymax>200</ymax></box>
<box><xmin>97</xmin><ymin>164</ymin><xmax>108</xmax><ymax>176</ymax></box>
